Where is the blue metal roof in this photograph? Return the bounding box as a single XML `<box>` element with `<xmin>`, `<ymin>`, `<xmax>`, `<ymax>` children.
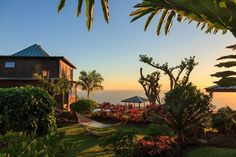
<box><xmin>12</xmin><ymin>44</ymin><xmax>50</xmax><ymax>57</ymax></box>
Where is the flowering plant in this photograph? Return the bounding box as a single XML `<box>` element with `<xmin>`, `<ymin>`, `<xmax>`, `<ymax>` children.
<box><xmin>95</xmin><ymin>102</ymin><xmax>146</xmax><ymax>123</ymax></box>
<box><xmin>137</xmin><ymin>136</ymin><xmax>177</xmax><ymax>157</ymax></box>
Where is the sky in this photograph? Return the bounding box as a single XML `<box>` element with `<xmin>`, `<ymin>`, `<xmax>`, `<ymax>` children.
<box><xmin>0</xmin><ymin>0</ymin><xmax>235</xmax><ymax>92</ymax></box>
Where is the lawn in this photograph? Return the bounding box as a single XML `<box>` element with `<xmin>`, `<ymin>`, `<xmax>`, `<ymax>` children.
<box><xmin>60</xmin><ymin>124</ymin><xmax>236</xmax><ymax>157</ymax></box>
<box><xmin>59</xmin><ymin>123</ymin><xmax>147</xmax><ymax>157</ymax></box>
<box><xmin>185</xmin><ymin>147</ymin><xmax>236</xmax><ymax>157</ymax></box>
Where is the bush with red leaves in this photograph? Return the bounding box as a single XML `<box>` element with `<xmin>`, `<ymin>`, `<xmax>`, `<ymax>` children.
<box><xmin>137</xmin><ymin>136</ymin><xmax>178</xmax><ymax>157</ymax></box>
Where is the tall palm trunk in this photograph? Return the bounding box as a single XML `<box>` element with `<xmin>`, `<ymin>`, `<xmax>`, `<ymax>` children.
<box><xmin>87</xmin><ymin>91</ymin><xmax>90</xmax><ymax>98</ymax></box>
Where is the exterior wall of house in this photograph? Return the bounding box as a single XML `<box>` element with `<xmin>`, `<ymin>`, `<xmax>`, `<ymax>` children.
<box><xmin>0</xmin><ymin>57</ymin><xmax>77</xmax><ymax>107</ymax></box>
<box><xmin>59</xmin><ymin>60</ymin><xmax>77</xmax><ymax>105</ymax></box>
<box><xmin>0</xmin><ymin>58</ymin><xmax>59</xmax><ymax>79</ymax></box>
<box><xmin>59</xmin><ymin>60</ymin><xmax>73</xmax><ymax>81</ymax></box>
<box><xmin>68</xmin><ymin>82</ymin><xmax>77</xmax><ymax>105</ymax></box>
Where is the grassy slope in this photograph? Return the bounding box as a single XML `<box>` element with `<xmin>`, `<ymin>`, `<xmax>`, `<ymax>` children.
<box><xmin>60</xmin><ymin>124</ymin><xmax>236</xmax><ymax>157</ymax></box>
<box><xmin>185</xmin><ymin>147</ymin><xmax>236</xmax><ymax>157</ymax></box>
<box><xmin>59</xmin><ymin>124</ymin><xmax>147</xmax><ymax>157</ymax></box>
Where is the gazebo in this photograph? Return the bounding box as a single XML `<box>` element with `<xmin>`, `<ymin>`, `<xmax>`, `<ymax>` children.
<box><xmin>205</xmin><ymin>85</ymin><xmax>236</xmax><ymax>93</ymax></box>
<box><xmin>121</xmin><ymin>96</ymin><xmax>149</xmax><ymax>110</ymax></box>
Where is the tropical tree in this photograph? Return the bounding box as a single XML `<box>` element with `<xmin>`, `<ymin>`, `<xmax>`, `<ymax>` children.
<box><xmin>139</xmin><ymin>68</ymin><xmax>162</xmax><ymax>105</ymax></box>
<box><xmin>34</xmin><ymin>74</ymin><xmax>72</xmax><ymax>105</ymax></box>
<box><xmin>212</xmin><ymin>106</ymin><xmax>236</xmax><ymax>133</ymax></box>
<box><xmin>164</xmin><ymin>83</ymin><xmax>213</xmax><ymax>143</ymax></box>
<box><xmin>139</xmin><ymin>55</ymin><xmax>198</xmax><ymax>90</ymax></box>
<box><xmin>77</xmin><ymin>70</ymin><xmax>104</xmax><ymax>98</ymax></box>
<box><xmin>130</xmin><ymin>0</ymin><xmax>236</xmax><ymax>47</ymax></box>
<box><xmin>57</xmin><ymin>0</ymin><xmax>109</xmax><ymax>30</ymax></box>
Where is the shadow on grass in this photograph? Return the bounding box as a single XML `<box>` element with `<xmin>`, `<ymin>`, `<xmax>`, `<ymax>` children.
<box><xmin>60</xmin><ymin>123</ymin><xmax>148</xmax><ymax>157</ymax></box>
<box><xmin>60</xmin><ymin>124</ymin><xmax>116</xmax><ymax>157</ymax></box>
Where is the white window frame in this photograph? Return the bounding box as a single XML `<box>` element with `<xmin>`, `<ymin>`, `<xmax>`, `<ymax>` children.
<box><xmin>4</xmin><ymin>62</ymin><xmax>15</xmax><ymax>68</ymax></box>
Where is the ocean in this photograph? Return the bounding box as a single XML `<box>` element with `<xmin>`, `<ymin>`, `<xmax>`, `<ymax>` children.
<box><xmin>77</xmin><ymin>90</ymin><xmax>236</xmax><ymax>110</ymax></box>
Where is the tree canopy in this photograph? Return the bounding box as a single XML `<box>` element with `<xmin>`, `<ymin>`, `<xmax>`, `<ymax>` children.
<box><xmin>77</xmin><ymin>70</ymin><xmax>104</xmax><ymax>98</ymax></box>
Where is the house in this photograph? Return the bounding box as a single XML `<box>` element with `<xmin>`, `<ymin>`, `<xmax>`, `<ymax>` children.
<box><xmin>0</xmin><ymin>44</ymin><xmax>77</xmax><ymax>106</ymax></box>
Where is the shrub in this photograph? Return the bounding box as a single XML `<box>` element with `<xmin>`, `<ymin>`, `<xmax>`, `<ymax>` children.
<box><xmin>136</xmin><ymin>124</ymin><xmax>178</xmax><ymax>157</ymax></box>
<box><xmin>137</xmin><ymin>136</ymin><xmax>177</xmax><ymax>157</ymax></box>
<box><xmin>146</xmin><ymin>124</ymin><xmax>175</xmax><ymax>137</ymax></box>
<box><xmin>0</xmin><ymin>131</ymin><xmax>71</xmax><ymax>157</ymax></box>
<box><xmin>93</xmin><ymin>102</ymin><xmax>146</xmax><ymax>123</ymax></box>
<box><xmin>70</xmin><ymin>98</ymin><xmax>98</xmax><ymax>115</ymax></box>
<box><xmin>144</xmin><ymin>104</ymin><xmax>169</xmax><ymax>124</ymax></box>
<box><xmin>0</xmin><ymin>86</ymin><xmax>56</xmax><ymax>136</ymax></box>
<box><xmin>213</xmin><ymin>106</ymin><xmax>236</xmax><ymax>133</ymax></box>
<box><xmin>100</xmin><ymin>128</ymin><xmax>138</xmax><ymax>157</ymax></box>
<box><xmin>164</xmin><ymin>83</ymin><xmax>213</xmax><ymax>143</ymax></box>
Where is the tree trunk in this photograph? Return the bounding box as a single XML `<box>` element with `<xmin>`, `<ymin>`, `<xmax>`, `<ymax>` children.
<box><xmin>178</xmin><ymin>130</ymin><xmax>185</xmax><ymax>145</ymax></box>
<box><xmin>87</xmin><ymin>91</ymin><xmax>90</xmax><ymax>98</ymax></box>
<box><xmin>62</xmin><ymin>92</ymin><xmax>65</xmax><ymax>106</ymax></box>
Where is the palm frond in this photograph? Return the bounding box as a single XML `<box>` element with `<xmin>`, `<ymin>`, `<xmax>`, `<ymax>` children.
<box><xmin>165</xmin><ymin>10</ymin><xmax>176</xmax><ymax>35</ymax></box>
<box><xmin>211</xmin><ymin>71</ymin><xmax>236</xmax><ymax>78</ymax></box>
<box><xmin>77</xmin><ymin>0</ymin><xmax>83</xmax><ymax>17</ymax></box>
<box><xmin>86</xmin><ymin>0</ymin><xmax>94</xmax><ymax>31</ymax></box>
<box><xmin>217</xmin><ymin>55</ymin><xmax>236</xmax><ymax>60</ymax></box>
<box><xmin>157</xmin><ymin>9</ymin><xmax>168</xmax><ymax>36</ymax></box>
<box><xmin>58</xmin><ymin>0</ymin><xmax>66</xmax><ymax>13</ymax></box>
<box><xmin>226</xmin><ymin>44</ymin><xmax>236</xmax><ymax>51</ymax></box>
<box><xmin>144</xmin><ymin>10</ymin><xmax>158</xmax><ymax>31</ymax></box>
<box><xmin>215</xmin><ymin>61</ymin><xmax>236</xmax><ymax>68</ymax></box>
<box><xmin>101</xmin><ymin>0</ymin><xmax>109</xmax><ymax>23</ymax></box>
<box><xmin>130</xmin><ymin>0</ymin><xmax>236</xmax><ymax>37</ymax></box>
<box><xmin>58</xmin><ymin>0</ymin><xmax>109</xmax><ymax>31</ymax></box>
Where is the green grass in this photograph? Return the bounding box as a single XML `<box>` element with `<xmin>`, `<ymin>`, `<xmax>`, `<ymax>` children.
<box><xmin>59</xmin><ymin>123</ymin><xmax>147</xmax><ymax>157</ymax></box>
<box><xmin>60</xmin><ymin>124</ymin><xmax>236</xmax><ymax>157</ymax></box>
<box><xmin>185</xmin><ymin>147</ymin><xmax>236</xmax><ymax>157</ymax></box>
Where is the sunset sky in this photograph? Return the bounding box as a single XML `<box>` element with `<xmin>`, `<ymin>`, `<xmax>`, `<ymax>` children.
<box><xmin>0</xmin><ymin>0</ymin><xmax>235</xmax><ymax>92</ymax></box>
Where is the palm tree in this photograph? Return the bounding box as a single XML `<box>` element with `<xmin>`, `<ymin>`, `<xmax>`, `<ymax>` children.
<box><xmin>57</xmin><ymin>0</ymin><xmax>109</xmax><ymax>31</ymax></box>
<box><xmin>77</xmin><ymin>70</ymin><xmax>104</xmax><ymax>98</ymax></box>
<box><xmin>130</xmin><ymin>0</ymin><xmax>236</xmax><ymax>40</ymax></box>
<box><xmin>57</xmin><ymin>0</ymin><xmax>236</xmax><ymax>49</ymax></box>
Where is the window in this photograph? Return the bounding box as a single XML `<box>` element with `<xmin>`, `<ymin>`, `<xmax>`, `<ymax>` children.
<box><xmin>42</xmin><ymin>70</ymin><xmax>49</xmax><ymax>78</ymax></box>
<box><xmin>5</xmin><ymin>62</ymin><xmax>15</xmax><ymax>68</ymax></box>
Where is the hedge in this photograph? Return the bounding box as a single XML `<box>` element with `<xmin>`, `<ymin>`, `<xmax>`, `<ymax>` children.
<box><xmin>0</xmin><ymin>86</ymin><xmax>56</xmax><ymax>136</ymax></box>
<box><xmin>70</xmin><ymin>99</ymin><xmax>98</xmax><ymax>115</ymax></box>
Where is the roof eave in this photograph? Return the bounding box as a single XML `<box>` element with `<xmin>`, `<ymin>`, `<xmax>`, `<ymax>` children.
<box><xmin>61</xmin><ymin>57</ymin><xmax>77</xmax><ymax>69</ymax></box>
